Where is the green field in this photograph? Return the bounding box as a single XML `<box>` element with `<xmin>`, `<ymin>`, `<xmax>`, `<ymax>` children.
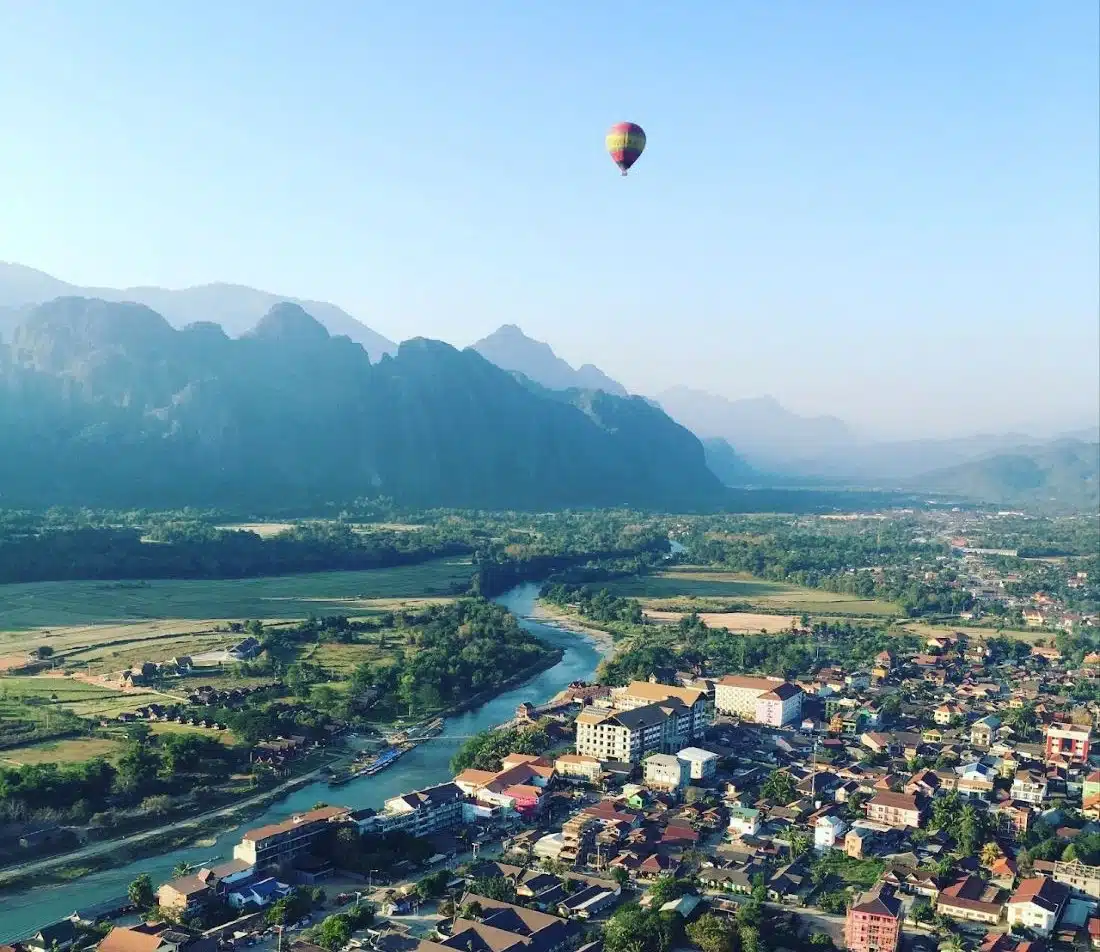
<box><xmin>0</xmin><ymin>676</ymin><xmax>161</xmax><ymax>719</ymax></box>
<box><xmin>0</xmin><ymin>736</ymin><xmax>125</xmax><ymax>766</ymax></box>
<box><xmin>0</xmin><ymin>558</ymin><xmax>473</xmax><ymax>632</ymax></box>
<box><xmin>603</xmin><ymin>568</ymin><xmax>899</xmax><ymax>617</ymax></box>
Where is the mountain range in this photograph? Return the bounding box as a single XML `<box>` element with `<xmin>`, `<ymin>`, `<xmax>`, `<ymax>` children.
<box><xmin>0</xmin><ymin>262</ymin><xmax>1095</xmax><ymax>511</ymax></box>
<box><xmin>471</xmin><ymin>324</ymin><xmax>628</xmax><ymax>395</ymax></box>
<box><xmin>0</xmin><ymin>262</ymin><xmax>397</xmax><ymax>361</ymax></box>
<box><xmin>0</xmin><ymin>296</ymin><xmax>722</xmax><ymax>510</ymax></box>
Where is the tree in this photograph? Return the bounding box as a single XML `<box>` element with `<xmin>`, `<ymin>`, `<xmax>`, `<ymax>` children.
<box><xmin>315</xmin><ymin>915</ymin><xmax>352</xmax><ymax>951</ymax></box>
<box><xmin>128</xmin><ymin>873</ymin><xmax>155</xmax><ymax>910</ymax></box>
<box><xmin>980</xmin><ymin>842</ymin><xmax>1002</xmax><ymax>867</ymax></box>
<box><xmin>788</xmin><ymin>829</ymin><xmax>811</xmax><ymax>859</ymax></box>
<box><xmin>648</xmin><ymin>876</ymin><xmax>691</xmax><ymax>906</ymax></box>
<box><xmin>761</xmin><ymin>770</ymin><xmax>796</xmax><ymax>805</ymax></box>
<box><xmin>611</xmin><ymin>866</ymin><xmax>630</xmax><ymax>887</ymax></box>
<box><xmin>954</xmin><ymin>804</ymin><xmax>986</xmax><ymax>857</ymax></box>
<box><xmin>604</xmin><ymin>904</ymin><xmax>671</xmax><ymax>952</ymax></box>
<box><xmin>172</xmin><ymin>862</ymin><xmax>194</xmax><ymax>879</ymax></box>
<box><xmin>910</xmin><ymin>897</ymin><xmax>934</xmax><ymax>923</ymax></box>
<box><xmin>416</xmin><ymin>869</ymin><xmax>451</xmax><ymax>899</ymax></box>
<box><xmin>686</xmin><ymin>914</ymin><xmax>736</xmax><ymax>952</ymax></box>
<box><xmin>470</xmin><ymin>875</ymin><xmax>517</xmax><ymax>904</ymax></box>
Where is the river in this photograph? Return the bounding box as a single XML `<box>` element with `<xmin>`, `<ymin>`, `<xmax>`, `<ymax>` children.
<box><xmin>0</xmin><ymin>583</ymin><xmax>603</xmax><ymax>941</ymax></box>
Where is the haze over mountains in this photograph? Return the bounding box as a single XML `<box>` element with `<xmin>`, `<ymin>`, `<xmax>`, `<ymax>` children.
<box><xmin>0</xmin><ymin>262</ymin><xmax>397</xmax><ymax>361</ymax></box>
<box><xmin>0</xmin><ymin>262</ymin><xmax>1095</xmax><ymax>511</ymax></box>
<box><xmin>0</xmin><ymin>296</ymin><xmax>722</xmax><ymax>510</ymax></box>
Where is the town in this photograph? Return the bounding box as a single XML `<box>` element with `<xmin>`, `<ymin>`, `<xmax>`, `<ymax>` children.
<box><xmin>17</xmin><ymin>631</ymin><xmax>1100</xmax><ymax>952</ymax></box>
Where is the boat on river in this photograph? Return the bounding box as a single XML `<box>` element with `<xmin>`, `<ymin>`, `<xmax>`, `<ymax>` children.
<box><xmin>328</xmin><ymin>741</ymin><xmax>414</xmax><ymax>786</ymax></box>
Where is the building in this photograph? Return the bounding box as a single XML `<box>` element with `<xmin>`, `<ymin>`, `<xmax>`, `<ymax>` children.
<box><xmin>26</xmin><ymin>922</ymin><xmax>77</xmax><ymax>952</ymax></box>
<box><xmin>936</xmin><ymin>874</ymin><xmax>1004</xmax><ymax>925</ymax></box>
<box><xmin>1006</xmin><ymin>876</ymin><xmax>1069</xmax><ymax>936</ymax></box>
<box><xmin>415</xmin><ymin>894</ymin><xmax>583</xmax><ymax>952</ymax></box>
<box><xmin>676</xmin><ymin>746</ymin><xmax>718</xmax><ymax>780</ymax></box>
<box><xmin>233</xmin><ymin>805</ymin><xmax>351</xmax><ymax>868</ymax></box>
<box><xmin>728</xmin><ymin>806</ymin><xmax>760</xmax><ymax>838</ymax></box>
<box><xmin>934</xmin><ymin>702</ymin><xmax>964</xmax><ymax>725</ymax></box>
<box><xmin>845</xmin><ymin>886</ymin><xmax>902</xmax><ymax>952</ymax></box>
<box><xmin>865</xmin><ymin>792</ymin><xmax>921</xmax><ymax>830</ymax></box>
<box><xmin>971</xmin><ymin>715</ymin><xmax>1000</xmax><ymax>747</ymax></box>
<box><xmin>643</xmin><ymin>753</ymin><xmax>689</xmax><ymax>792</ymax></box>
<box><xmin>753</xmin><ymin>682</ymin><xmax>803</xmax><ymax>727</ymax></box>
<box><xmin>157</xmin><ymin>873</ymin><xmax>213</xmax><ymax>917</ymax></box>
<box><xmin>228</xmin><ymin>876</ymin><xmax>293</xmax><ymax>910</ymax></box>
<box><xmin>615</xmin><ymin>680</ymin><xmax>712</xmax><ymax>739</ymax></box>
<box><xmin>575</xmin><ymin>701</ymin><xmax>684</xmax><ymax>763</ymax></box>
<box><xmin>369</xmin><ymin>782</ymin><xmax>466</xmax><ymax>836</ymax></box>
<box><xmin>814</xmin><ymin>815</ymin><xmax>848</xmax><ymax>851</ymax></box>
<box><xmin>714</xmin><ymin>674</ymin><xmax>788</xmax><ymax>719</ymax></box>
<box><xmin>454</xmin><ymin>755</ymin><xmax>555</xmax><ymax>815</ymax></box>
<box><xmin>555</xmin><ymin>754</ymin><xmax>602</xmax><ymax>784</ymax></box>
<box><xmin>1051</xmin><ymin>859</ymin><xmax>1100</xmax><ymax>900</ymax></box>
<box><xmin>1046</xmin><ymin>724</ymin><xmax>1091</xmax><ymax>765</ymax></box>
<box><xmin>1010</xmin><ymin>770</ymin><xmax>1048</xmax><ymax>806</ymax></box>
<box><xmin>98</xmin><ymin>925</ymin><xmax>215</xmax><ymax>952</ymax></box>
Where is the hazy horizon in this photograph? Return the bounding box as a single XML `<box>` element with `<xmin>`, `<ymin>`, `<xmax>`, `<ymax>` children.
<box><xmin>1</xmin><ymin>2</ymin><xmax>1097</xmax><ymax>439</ymax></box>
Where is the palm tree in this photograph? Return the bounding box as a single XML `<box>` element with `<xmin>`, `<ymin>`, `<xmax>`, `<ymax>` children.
<box><xmin>979</xmin><ymin>842</ymin><xmax>1001</xmax><ymax>867</ymax></box>
<box><xmin>172</xmin><ymin>861</ymin><xmax>194</xmax><ymax>879</ymax></box>
<box><xmin>939</xmin><ymin>935</ymin><xmax>965</xmax><ymax>952</ymax></box>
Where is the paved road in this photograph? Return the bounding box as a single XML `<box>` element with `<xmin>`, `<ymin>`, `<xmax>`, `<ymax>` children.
<box><xmin>0</xmin><ymin>765</ymin><xmax>332</xmax><ymax>885</ymax></box>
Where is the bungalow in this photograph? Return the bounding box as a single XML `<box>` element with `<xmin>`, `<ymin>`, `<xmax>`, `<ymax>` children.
<box><xmin>936</xmin><ymin>874</ymin><xmax>1004</xmax><ymax>925</ymax></box>
<box><xmin>228</xmin><ymin>875</ymin><xmax>293</xmax><ymax>909</ymax></box>
<box><xmin>25</xmin><ymin>921</ymin><xmax>77</xmax><ymax>952</ymax></box>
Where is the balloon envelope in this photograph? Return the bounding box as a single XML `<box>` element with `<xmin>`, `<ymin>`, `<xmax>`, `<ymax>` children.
<box><xmin>606</xmin><ymin>122</ymin><xmax>646</xmax><ymax>174</ymax></box>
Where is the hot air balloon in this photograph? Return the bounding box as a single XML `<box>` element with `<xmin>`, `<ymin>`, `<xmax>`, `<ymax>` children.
<box><xmin>606</xmin><ymin>121</ymin><xmax>646</xmax><ymax>176</ymax></box>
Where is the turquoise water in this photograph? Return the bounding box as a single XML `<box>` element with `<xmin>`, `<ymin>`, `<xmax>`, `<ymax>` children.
<box><xmin>0</xmin><ymin>583</ymin><xmax>601</xmax><ymax>941</ymax></box>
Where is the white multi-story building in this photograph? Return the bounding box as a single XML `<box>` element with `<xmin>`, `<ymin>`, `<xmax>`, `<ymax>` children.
<box><xmin>815</xmin><ymin>815</ymin><xmax>848</xmax><ymax>851</ymax></box>
<box><xmin>615</xmin><ymin>681</ymin><xmax>712</xmax><ymax>739</ymax></box>
<box><xmin>1006</xmin><ymin>877</ymin><xmax>1068</xmax><ymax>936</ymax></box>
<box><xmin>1010</xmin><ymin>770</ymin><xmax>1048</xmax><ymax>806</ymax></box>
<box><xmin>754</xmin><ymin>682</ymin><xmax>804</xmax><ymax>727</ymax></box>
<box><xmin>676</xmin><ymin>746</ymin><xmax>718</xmax><ymax>780</ymax></box>
<box><xmin>233</xmin><ymin>806</ymin><xmax>351</xmax><ymax>868</ymax></box>
<box><xmin>728</xmin><ymin>806</ymin><xmax>760</xmax><ymax>838</ymax></box>
<box><xmin>643</xmin><ymin>753</ymin><xmax>689</xmax><ymax>792</ymax></box>
<box><xmin>714</xmin><ymin>675</ymin><xmax>786</xmax><ymax>719</ymax></box>
<box><xmin>575</xmin><ymin>700</ymin><xmax>682</xmax><ymax>763</ymax></box>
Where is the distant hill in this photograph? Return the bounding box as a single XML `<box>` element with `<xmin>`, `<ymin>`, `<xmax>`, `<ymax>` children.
<box><xmin>700</xmin><ymin>438</ymin><xmax>765</xmax><ymax>487</ymax></box>
<box><xmin>657</xmin><ymin>386</ymin><xmax>855</xmax><ymax>463</ymax></box>
<box><xmin>0</xmin><ymin>261</ymin><xmax>397</xmax><ymax>361</ymax></box>
<box><xmin>0</xmin><ymin>297</ymin><xmax>723</xmax><ymax>510</ymax></box>
<box><xmin>472</xmin><ymin>324</ymin><xmax>628</xmax><ymax>395</ymax></box>
<box><xmin>911</xmin><ymin>440</ymin><xmax>1100</xmax><ymax>510</ymax></box>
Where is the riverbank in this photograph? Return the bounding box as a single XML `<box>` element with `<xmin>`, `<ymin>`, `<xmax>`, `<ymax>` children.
<box><xmin>529</xmin><ymin>601</ymin><xmax>618</xmax><ymax>655</ymax></box>
<box><xmin>0</xmin><ymin>761</ymin><xmax>337</xmax><ymax>891</ymax></box>
<box><xmin>0</xmin><ymin>582</ymin><xmax>604</xmax><ymax>941</ymax></box>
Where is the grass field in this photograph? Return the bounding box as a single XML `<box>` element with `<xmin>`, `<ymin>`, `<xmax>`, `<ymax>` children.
<box><xmin>305</xmin><ymin>639</ymin><xmax>408</xmax><ymax>675</ymax></box>
<box><xmin>604</xmin><ymin>568</ymin><xmax>899</xmax><ymax>617</ymax></box>
<box><xmin>644</xmin><ymin>610</ymin><xmax>801</xmax><ymax>633</ymax></box>
<box><xmin>0</xmin><ymin>736</ymin><xmax>125</xmax><ymax>766</ymax></box>
<box><xmin>901</xmin><ymin>621</ymin><xmax>1050</xmax><ymax>643</ymax></box>
<box><xmin>0</xmin><ymin>558</ymin><xmax>472</xmax><ymax>633</ymax></box>
<box><xmin>0</xmin><ymin>675</ymin><xmax>163</xmax><ymax>720</ymax></box>
<box><xmin>149</xmin><ymin>722</ymin><xmax>238</xmax><ymax>746</ymax></box>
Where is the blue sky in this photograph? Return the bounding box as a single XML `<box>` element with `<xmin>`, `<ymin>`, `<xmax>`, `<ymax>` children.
<box><xmin>1</xmin><ymin>1</ymin><xmax>1097</xmax><ymax>437</ymax></box>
